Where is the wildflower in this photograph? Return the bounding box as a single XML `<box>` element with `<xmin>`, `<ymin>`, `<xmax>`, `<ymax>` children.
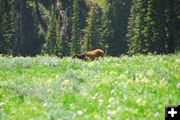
<box><xmin>154</xmin><ymin>112</ymin><xmax>159</xmax><ymax>117</ymax></box>
<box><xmin>77</xmin><ymin>110</ymin><xmax>83</xmax><ymax>115</ymax></box>
<box><xmin>136</xmin><ymin>98</ymin><xmax>142</xmax><ymax>104</ymax></box>
<box><xmin>82</xmin><ymin>92</ymin><xmax>88</xmax><ymax>96</ymax></box>
<box><xmin>70</xmin><ymin>104</ymin><xmax>75</xmax><ymax>110</ymax></box>
<box><xmin>0</xmin><ymin>102</ymin><xmax>5</xmax><ymax>107</ymax></box>
<box><xmin>136</xmin><ymin>98</ymin><xmax>146</xmax><ymax>106</ymax></box>
<box><xmin>98</xmin><ymin>99</ymin><xmax>103</xmax><ymax>106</ymax></box>
<box><xmin>92</xmin><ymin>93</ymin><xmax>98</xmax><ymax>100</ymax></box>
<box><xmin>108</xmin><ymin>97</ymin><xmax>115</xmax><ymax>103</ymax></box>
<box><xmin>108</xmin><ymin>104</ymin><xmax>111</xmax><ymax>108</ymax></box>
<box><xmin>107</xmin><ymin>110</ymin><xmax>117</xmax><ymax>116</ymax></box>
<box><xmin>177</xmin><ymin>83</ymin><xmax>180</xmax><ymax>89</ymax></box>
<box><xmin>43</xmin><ymin>102</ymin><xmax>48</xmax><ymax>107</ymax></box>
<box><xmin>123</xmin><ymin>95</ymin><xmax>127</xmax><ymax>101</ymax></box>
<box><xmin>107</xmin><ymin>110</ymin><xmax>111</xmax><ymax>116</ymax></box>
<box><xmin>117</xmin><ymin>106</ymin><xmax>121</xmax><ymax>112</ymax></box>
<box><xmin>55</xmin><ymin>75</ymin><xmax>60</xmax><ymax>79</ymax></box>
<box><xmin>111</xmin><ymin>89</ymin><xmax>115</xmax><ymax>94</ymax></box>
<box><xmin>107</xmin><ymin>116</ymin><xmax>111</xmax><ymax>120</ymax></box>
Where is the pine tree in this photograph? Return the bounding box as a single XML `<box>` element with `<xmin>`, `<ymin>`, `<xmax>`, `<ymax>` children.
<box><xmin>100</xmin><ymin>2</ymin><xmax>113</xmax><ymax>55</ymax></box>
<box><xmin>13</xmin><ymin>0</ymin><xmax>39</xmax><ymax>56</ymax></box>
<box><xmin>83</xmin><ymin>3</ymin><xmax>102</xmax><ymax>50</ymax></box>
<box><xmin>41</xmin><ymin>7</ymin><xmax>65</xmax><ymax>57</ymax></box>
<box><xmin>55</xmin><ymin>15</ymin><xmax>62</xmax><ymax>56</ymax></box>
<box><xmin>173</xmin><ymin>0</ymin><xmax>180</xmax><ymax>51</ymax></box>
<box><xmin>71</xmin><ymin>0</ymin><xmax>81</xmax><ymax>53</ymax></box>
<box><xmin>127</xmin><ymin>0</ymin><xmax>167</xmax><ymax>54</ymax></box>
<box><xmin>42</xmin><ymin>13</ymin><xmax>57</xmax><ymax>55</ymax></box>
<box><xmin>126</xmin><ymin>0</ymin><xmax>138</xmax><ymax>54</ymax></box>
<box><xmin>150</xmin><ymin>0</ymin><xmax>166</xmax><ymax>53</ymax></box>
<box><xmin>61</xmin><ymin>41</ymin><xmax>71</xmax><ymax>56</ymax></box>
<box><xmin>0</xmin><ymin>0</ymin><xmax>15</xmax><ymax>55</ymax></box>
<box><xmin>0</xmin><ymin>0</ymin><xmax>3</xmax><ymax>52</ymax></box>
<box><xmin>106</xmin><ymin>0</ymin><xmax>132</xmax><ymax>56</ymax></box>
<box><xmin>165</xmin><ymin>0</ymin><xmax>180</xmax><ymax>53</ymax></box>
<box><xmin>58</xmin><ymin>0</ymin><xmax>72</xmax><ymax>56</ymax></box>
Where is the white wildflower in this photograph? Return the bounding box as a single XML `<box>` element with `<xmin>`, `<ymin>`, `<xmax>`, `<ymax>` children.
<box><xmin>117</xmin><ymin>106</ymin><xmax>121</xmax><ymax>112</ymax></box>
<box><xmin>77</xmin><ymin>110</ymin><xmax>83</xmax><ymax>115</ymax></box>
<box><xmin>43</xmin><ymin>102</ymin><xmax>48</xmax><ymax>107</ymax></box>
<box><xmin>177</xmin><ymin>83</ymin><xmax>180</xmax><ymax>89</ymax></box>
<box><xmin>111</xmin><ymin>89</ymin><xmax>115</xmax><ymax>94</ymax></box>
<box><xmin>107</xmin><ymin>116</ymin><xmax>111</xmax><ymax>120</ymax></box>
<box><xmin>98</xmin><ymin>99</ymin><xmax>103</xmax><ymax>106</ymax></box>
<box><xmin>110</xmin><ymin>110</ymin><xmax>117</xmax><ymax>115</ymax></box>
<box><xmin>107</xmin><ymin>110</ymin><xmax>117</xmax><ymax>116</ymax></box>
<box><xmin>136</xmin><ymin>98</ymin><xmax>142</xmax><ymax>104</ymax></box>
<box><xmin>108</xmin><ymin>104</ymin><xmax>111</xmax><ymax>108</ymax></box>
<box><xmin>123</xmin><ymin>84</ymin><xmax>127</xmax><ymax>89</ymax></box>
<box><xmin>107</xmin><ymin>110</ymin><xmax>111</xmax><ymax>116</ymax></box>
<box><xmin>92</xmin><ymin>93</ymin><xmax>98</xmax><ymax>100</ymax></box>
<box><xmin>82</xmin><ymin>92</ymin><xmax>88</xmax><ymax>96</ymax></box>
<box><xmin>108</xmin><ymin>97</ymin><xmax>115</xmax><ymax>103</ymax></box>
<box><xmin>136</xmin><ymin>98</ymin><xmax>146</xmax><ymax>106</ymax></box>
<box><xmin>70</xmin><ymin>104</ymin><xmax>75</xmax><ymax>110</ymax></box>
<box><xmin>123</xmin><ymin>95</ymin><xmax>127</xmax><ymax>101</ymax></box>
<box><xmin>154</xmin><ymin>112</ymin><xmax>159</xmax><ymax>117</ymax></box>
<box><xmin>0</xmin><ymin>102</ymin><xmax>5</xmax><ymax>107</ymax></box>
<box><xmin>55</xmin><ymin>75</ymin><xmax>60</xmax><ymax>79</ymax></box>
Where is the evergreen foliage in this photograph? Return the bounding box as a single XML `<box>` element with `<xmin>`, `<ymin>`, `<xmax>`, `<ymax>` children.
<box><xmin>100</xmin><ymin>1</ymin><xmax>113</xmax><ymax>55</ymax></box>
<box><xmin>83</xmin><ymin>3</ymin><xmax>102</xmax><ymax>50</ymax></box>
<box><xmin>165</xmin><ymin>0</ymin><xmax>180</xmax><ymax>52</ymax></box>
<box><xmin>71</xmin><ymin>0</ymin><xmax>82</xmax><ymax>53</ymax></box>
<box><xmin>42</xmin><ymin>13</ymin><xmax>56</xmax><ymax>55</ymax></box>
<box><xmin>127</xmin><ymin>0</ymin><xmax>178</xmax><ymax>54</ymax></box>
<box><xmin>0</xmin><ymin>0</ymin><xmax>179</xmax><ymax>56</ymax></box>
<box><xmin>106</xmin><ymin>0</ymin><xmax>132</xmax><ymax>56</ymax></box>
<box><xmin>42</xmin><ymin>10</ymin><xmax>62</xmax><ymax>56</ymax></box>
<box><xmin>0</xmin><ymin>0</ymin><xmax>15</xmax><ymax>55</ymax></box>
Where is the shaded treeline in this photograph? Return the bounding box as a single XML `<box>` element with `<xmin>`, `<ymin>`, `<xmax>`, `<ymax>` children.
<box><xmin>0</xmin><ymin>0</ymin><xmax>179</xmax><ymax>57</ymax></box>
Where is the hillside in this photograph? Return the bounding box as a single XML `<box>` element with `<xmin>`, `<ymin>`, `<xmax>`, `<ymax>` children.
<box><xmin>0</xmin><ymin>54</ymin><xmax>179</xmax><ymax>119</ymax></box>
<box><xmin>1</xmin><ymin>0</ymin><xmax>179</xmax><ymax>56</ymax></box>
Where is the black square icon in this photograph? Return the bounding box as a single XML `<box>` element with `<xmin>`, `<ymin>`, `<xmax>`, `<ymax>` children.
<box><xmin>165</xmin><ymin>105</ymin><xmax>180</xmax><ymax>120</ymax></box>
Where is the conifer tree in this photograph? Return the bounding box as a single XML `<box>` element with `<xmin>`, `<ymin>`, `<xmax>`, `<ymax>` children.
<box><xmin>106</xmin><ymin>0</ymin><xmax>132</xmax><ymax>56</ymax></box>
<box><xmin>0</xmin><ymin>0</ymin><xmax>3</xmax><ymax>52</ymax></box>
<box><xmin>71</xmin><ymin>0</ymin><xmax>81</xmax><ymax>53</ymax></box>
<box><xmin>150</xmin><ymin>0</ymin><xmax>166</xmax><ymax>53</ymax></box>
<box><xmin>55</xmin><ymin>15</ymin><xmax>63</xmax><ymax>56</ymax></box>
<box><xmin>127</xmin><ymin>0</ymin><xmax>167</xmax><ymax>54</ymax></box>
<box><xmin>0</xmin><ymin>0</ymin><xmax>15</xmax><ymax>54</ymax></box>
<box><xmin>42</xmin><ymin>13</ymin><xmax>58</xmax><ymax>55</ymax></box>
<box><xmin>165</xmin><ymin>0</ymin><xmax>180</xmax><ymax>53</ymax></box>
<box><xmin>126</xmin><ymin>0</ymin><xmax>138</xmax><ymax>54</ymax></box>
<box><xmin>60</xmin><ymin>41</ymin><xmax>71</xmax><ymax>56</ymax></box>
<box><xmin>101</xmin><ymin>2</ymin><xmax>113</xmax><ymax>55</ymax></box>
<box><xmin>172</xmin><ymin>0</ymin><xmax>180</xmax><ymax>51</ymax></box>
<box><xmin>83</xmin><ymin>3</ymin><xmax>102</xmax><ymax>50</ymax></box>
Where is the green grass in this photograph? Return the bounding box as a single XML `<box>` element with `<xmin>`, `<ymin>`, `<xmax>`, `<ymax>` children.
<box><xmin>0</xmin><ymin>54</ymin><xmax>179</xmax><ymax>120</ymax></box>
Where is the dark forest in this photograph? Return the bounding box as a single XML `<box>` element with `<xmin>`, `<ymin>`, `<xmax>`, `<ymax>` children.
<box><xmin>0</xmin><ymin>0</ymin><xmax>179</xmax><ymax>56</ymax></box>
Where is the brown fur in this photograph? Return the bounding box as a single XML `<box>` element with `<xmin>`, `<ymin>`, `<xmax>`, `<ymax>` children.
<box><xmin>73</xmin><ymin>49</ymin><xmax>104</xmax><ymax>60</ymax></box>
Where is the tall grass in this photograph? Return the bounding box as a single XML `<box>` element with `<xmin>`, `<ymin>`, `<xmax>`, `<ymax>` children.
<box><xmin>0</xmin><ymin>54</ymin><xmax>179</xmax><ymax>119</ymax></box>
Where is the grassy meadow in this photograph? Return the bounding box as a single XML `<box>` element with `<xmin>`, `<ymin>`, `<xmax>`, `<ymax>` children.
<box><xmin>0</xmin><ymin>54</ymin><xmax>179</xmax><ymax>120</ymax></box>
